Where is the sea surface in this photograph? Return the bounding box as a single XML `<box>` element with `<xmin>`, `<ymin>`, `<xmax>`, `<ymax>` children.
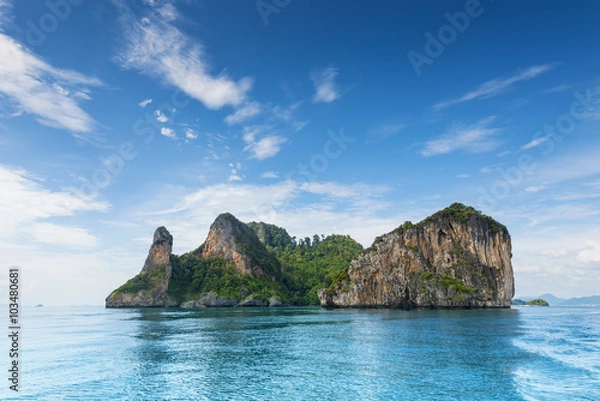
<box><xmin>3</xmin><ymin>305</ymin><xmax>599</xmax><ymax>400</ymax></box>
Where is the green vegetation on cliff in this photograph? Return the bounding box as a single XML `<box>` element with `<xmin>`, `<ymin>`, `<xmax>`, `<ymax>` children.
<box><xmin>425</xmin><ymin>203</ymin><xmax>508</xmax><ymax>234</ymax></box>
<box><xmin>110</xmin><ymin>266</ymin><xmax>166</xmax><ymax>296</ymax></box>
<box><xmin>275</xmin><ymin>235</ymin><xmax>363</xmax><ymax>304</ymax></box>
<box><xmin>164</xmin><ymin>229</ymin><xmax>362</xmax><ymax>306</ymax></box>
<box><xmin>247</xmin><ymin>222</ymin><xmax>295</xmax><ymax>251</ymax></box>
<box><xmin>168</xmin><ymin>254</ymin><xmax>289</xmax><ymax>303</ymax></box>
<box><xmin>394</xmin><ymin>203</ymin><xmax>508</xmax><ymax>235</ymax></box>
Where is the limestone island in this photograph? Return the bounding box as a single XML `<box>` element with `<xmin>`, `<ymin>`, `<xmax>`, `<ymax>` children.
<box><xmin>106</xmin><ymin>203</ymin><xmax>514</xmax><ymax>309</ymax></box>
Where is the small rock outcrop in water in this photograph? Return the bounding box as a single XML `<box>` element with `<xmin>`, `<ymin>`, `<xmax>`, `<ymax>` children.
<box><xmin>105</xmin><ymin>227</ymin><xmax>178</xmax><ymax>307</ymax></box>
<box><xmin>318</xmin><ymin>203</ymin><xmax>515</xmax><ymax>308</ymax></box>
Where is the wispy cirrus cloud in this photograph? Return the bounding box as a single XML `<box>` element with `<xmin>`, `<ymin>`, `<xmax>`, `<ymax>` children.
<box><xmin>434</xmin><ymin>64</ymin><xmax>555</xmax><ymax>110</ymax></box>
<box><xmin>260</xmin><ymin>171</ymin><xmax>279</xmax><ymax>179</ymax></box>
<box><xmin>0</xmin><ymin>0</ymin><xmax>13</xmax><ymax>28</ymax></box>
<box><xmin>224</xmin><ymin>101</ymin><xmax>262</xmax><ymax>125</ymax></box>
<box><xmin>0</xmin><ymin>33</ymin><xmax>103</xmax><ymax>136</ymax></box>
<box><xmin>311</xmin><ymin>66</ymin><xmax>339</xmax><ymax>103</ymax></box>
<box><xmin>421</xmin><ymin>117</ymin><xmax>501</xmax><ymax>156</ymax></box>
<box><xmin>520</xmin><ymin>135</ymin><xmax>551</xmax><ymax>151</ymax></box>
<box><xmin>114</xmin><ymin>1</ymin><xmax>252</xmax><ymax>110</ymax></box>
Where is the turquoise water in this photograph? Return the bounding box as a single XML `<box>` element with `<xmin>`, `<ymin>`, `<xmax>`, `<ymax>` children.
<box><xmin>3</xmin><ymin>306</ymin><xmax>599</xmax><ymax>400</ymax></box>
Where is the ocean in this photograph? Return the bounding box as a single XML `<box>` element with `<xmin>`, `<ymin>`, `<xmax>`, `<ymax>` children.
<box><xmin>3</xmin><ymin>305</ymin><xmax>599</xmax><ymax>400</ymax></box>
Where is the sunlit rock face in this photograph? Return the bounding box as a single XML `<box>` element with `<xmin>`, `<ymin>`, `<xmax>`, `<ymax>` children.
<box><xmin>319</xmin><ymin>204</ymin><xmax>514</xmax><ymax>309</ymax></box>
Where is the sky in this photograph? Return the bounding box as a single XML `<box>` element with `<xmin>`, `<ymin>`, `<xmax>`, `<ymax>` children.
<box><xmin>0</xmin><ymin>0</ymin><xmax>599</xmax><ymax>305</ymax></box>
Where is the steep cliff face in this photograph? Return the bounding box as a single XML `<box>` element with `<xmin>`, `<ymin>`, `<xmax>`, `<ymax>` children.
<box><xmin>201</xmin><ymin>213</ymin><xmax>281</xmax><ymax>279</ymax></box>
<box><xmin>318</xmin><ymin>204</ymin><xmax>514</xmax><ymax>308</ymax></box>
<box><xmin>141</xmin><ymin>226</ymin><xmax>173</xmax><ymax>273</ymax></box>
<box><xmin>105</xmin><ymin>227</ymin><xmax>177</xmax><ymax>307</ymax></box>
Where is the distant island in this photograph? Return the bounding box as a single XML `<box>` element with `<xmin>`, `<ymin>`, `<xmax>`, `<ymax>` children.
<box><xmin>513</xmin><ymin>294</ymin><xmax>600</xmax><ymax>306</ymax></box>
<box><xmin>106</xmin><ymin>203</ymin><xmax>514</xmax><ymax>309</ymax></box>
<box><xmin>525</xmin><ymin>298</ymin><xmax>549</xmax><ymax>306</ymax></box>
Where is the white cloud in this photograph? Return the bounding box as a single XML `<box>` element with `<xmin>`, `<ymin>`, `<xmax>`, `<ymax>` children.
<box><xmin>525</xmin><ymin>185</ymin><xmax>546</xmax><ymax>193</ymax></box>
<box><xmin>0</xmin><ymin>164</ymin><xmax>108</xmax><ymax>247</ymax></box>
<box><xmin>157</xmin><ymin>3</ymin><xmax>178</xmax><ymax>21</ymax></box>
<box><xmin>135</xmin><ymin>180</ymin><xmax>395</xmax><ymax>249</ymax></box>
<box><xmin>261</xmin><ymin>171</ymin><xmax>279</xmax><ymax>179</ymax></box>
<box><xmin>578</xmin><ymin>241</ymin><xmax>600</xmax><ymax>263</ymax></box>
<box><xmin>115</xmin><ymin>3</ymin><xmax>252</xmax><ymax>110</ymax></box>
<box><xmin>541</xmin><ymin>248</ymin><xmax>568</xmax><ymax>258</ymax></box>
<box><xmin>521</xmin><ymin>135</ymin><xmax>551</xmax><ymax>151</ymax></box>
<box><xmin>160</xmin><ymin>127</ymin><xmax>176</xmax><ymax>139</ymax></box>
<box><xmin>0</xmin><ymin>165</ymin><xmax>109</xmax><ymax>226</ymax></box>
<box><xmin>0</xmin><ymin>0</ymin><xmax>13</xmax><ymax>27</ymax></box>
<box><xmin>299</xmin><ymin>181</ymin><xmax>388</xmax><ymax>199</ymax></box>
<box><xmin>139</xmin><ymin>98</ymin><xmax>153</xmax><ymax>108</ymax></box>
<box><xmin>242</xmin><ymin>126</ymin><xmax>260</xmax><ymax>143</ymax></box>
<box><xmin>29</xmin><ymin>222</ymin><xmax>98</xmax><ymax>248</ymax></box>
<box><xmin>155</xmin><ymin>109</ymin><xmax>168</xmax><ymax>123</ymax></box>
<box><xmin>455</xmin><ymin>174</ymin><xmax>470</xmax><ymax>179</ymax></box>
<box><xmin>185</xmin><ymin>128</ymin><xmax>197</xmax><ymax>140</ymax></box>
<box><xmin>421</xmin><ymin>117</ymin><xmax>501</xmax><ymax>156</ymax></box>
<box><xmin>311</xmin><ymin>66</ymin><xmax>339</xmax><ymax>103</ymax></box>
<box><xmin>227</xmin><ymin>162</ymin><xmax>243</xmax><ymax>182</ymax></box>
<box><xmin>224</xmin><ymin>101</ymin><xmax>261</xmax><ymax>125</ymax></box>
<box><xmin>434</xmin><ymin>64</ymin><xmax>555</xmax><ymax>110</ymax></box>
<box><xmin>244</xmin><ymin>135</ymin><xmax>287</xmax><ymax>160</ymax></box>
<box><xmin>0</xmin><ymin>33</ymin><xmax>103</xmax><ymax>135</ymax></box>
<box><xmin>584</xmin><ymin>179</ymin><xmax>600</xmax><ymax>188</ymax></box>
<box><xmin>73</xmin><ymin>91</ymin><xmax>92</xmax><ymax>100</ymax></box>
<box><xmin>543</xmin><ymin>84</ymin><xmax>571</xmax><ymax>94</ymax></box>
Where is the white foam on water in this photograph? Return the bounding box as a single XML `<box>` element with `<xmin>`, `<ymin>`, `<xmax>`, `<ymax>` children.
<box><xmin>513</xmin><ymin>367</ymin><xmax>598</xmax><ymax>401</ymax></box>
<box><xmin>514</xmin><ymin>337</ymin><xmax>600</xmax><ymax>376</ymax></box>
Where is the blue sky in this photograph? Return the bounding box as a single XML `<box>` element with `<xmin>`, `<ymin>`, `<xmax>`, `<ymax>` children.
<box><xmin>1</xmin><ymin>0</ymin><xmax>599</xmax><ymax>305</ymax></box>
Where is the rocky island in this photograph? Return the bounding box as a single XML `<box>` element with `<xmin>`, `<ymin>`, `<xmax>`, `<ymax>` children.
<box><xmin>106</xmin><ymin>203</ymin><xmax>514</xmax><ymax>309</ymax></box>
<box><xmin>318</xmin><ymin>203</ymin><xmax>514</xmax><ymax>308</ymax></box>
